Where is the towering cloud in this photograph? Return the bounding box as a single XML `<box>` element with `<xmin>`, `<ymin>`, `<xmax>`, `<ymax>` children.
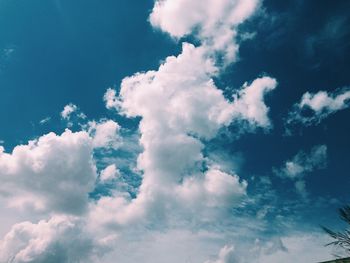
<box><xmin>99</xmin><ymin>43</ymin><xmax>252</xmax><ymax>226</ymax></box>
<box><xmin>100</xmin><ymin>37</ymin><xmax>277</xmax><ymax>226</ymax></box>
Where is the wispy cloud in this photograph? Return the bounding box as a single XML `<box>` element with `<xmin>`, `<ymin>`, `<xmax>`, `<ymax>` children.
<box><xmin>273</xmin><ymin>145</ymin><xmax>327</xmax><ymax>198</ymax></box>
<box><xmin>285</xmin><ymin>87</ymin><xmax>350</xmax><ymax>133</ymax></box>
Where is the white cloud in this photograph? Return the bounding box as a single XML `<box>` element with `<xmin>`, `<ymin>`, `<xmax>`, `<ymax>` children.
<box><xmin>100</xmin><ymin>42</ymin><xmax>276</xmax><ymax>228</ymax></box>
<box><xmin>60</xmin><ymin>103</ymin><xmax>78</xmax><ymax>120</ymax></box>
<box><xmin>100</xmin><ymin>164</ymin><xmax>120</xmax><ymax>182</ymax></box>
<box><xmin>0</xmin><ymin>0</ymin><xmax>295</xmax><ymax>262</ymax></box>
<box><xmin>60</xmin><ymin>103</ymin><xmax>87</xmax><ymax>128</ymax></box>
<box><xmin>273</xmin><ymin>145</ymin><xmax>327</xmax><ymax>197</ymax></box>
<box><xmin>0</xmin><ymin>215</ymin><xmax>100</xmax><ymax>263</ymax></box>
<box><xmin>104</xmin><ymin>88</ymin><xmax>119</xmax><ymax>110</ymax></box>
<box><xmin>88</xmin><ymin>119</ymin><xmax>121</xmax><ymax>149</ymax></box>
<box><xmin>286</xmin><ymin>87</ymin><xmax>350</xmax><ymax>129</ymax></box>
<box><xmin>204</xmin><ymin>245</ymin><xmax>237</xmax><ymax>263</ymax></box>
<box><xmin>232</xmin><ymin>77</ymin><xmax>277</xmax><ymax>128</ymax></box>
<box><xmin>176</xmin><ymin>168</ymin><xmax>247</xmax><ymax>213</ymax></box>
<box><xmin>0</xmin><ymin>130</ymin><xmax>97</xmax><ymax>215</ymax></box>
<box><xmin>150</xmin><ymin>0</ymin><xmax>260</xmax><ymax>63</ymax></box>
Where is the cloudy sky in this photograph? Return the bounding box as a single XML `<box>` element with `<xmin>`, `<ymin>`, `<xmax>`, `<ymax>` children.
<box><xmin>0</xmin><ymin>0</ymin><xmax>350</xmax><ymax>262</ymax></box>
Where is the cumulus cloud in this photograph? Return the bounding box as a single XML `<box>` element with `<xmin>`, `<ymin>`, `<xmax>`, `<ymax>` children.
<box><xmin>100</xmin><ymin>164</ymin><xmax>120</xmax><ymax>182</ymax></box>
<box><xmin>88</xmin><ymin>119</ymin><xmax>121</xmax><ymax>149</ymax></box>
<box><xmin>0</xmin><ymin>130</ymin><xmax>96</xmax><ymax>215</ymax></box>
<box><xmin>0</xmin><ymin>0</ymin><xmax>286</xmax><ymax>262</ymax></box>
<box><xmin>0</xmin><ymin>216</ymin><xmax>100</xmax><ymax>263</ymax></box>
<box><xmin>150</xmin><ymin>0</ymin><xmax>260</xmax><ymax>63</ymax></box>
<box><xmin>232</xmin><ymin>77</ymin><xmax>277</xmax><ymax>128</ymax></box>
<box><xmin>100</xmin><ymin>42</ymin><xmax>276</xmax><ymax>227</ymax></box>
<box><xmin>176</xmin><ymin>168</ymin><xmax>247</xmax><ymax>212</ymax></box>
<box><xmin>273</xmin><ymin>145</ymin><xmax>327</xmax><ymax>197</ymax></box>
<box><xmin>285</xmin><ymin>87</ymin><xmax>350</xmax><ymax>131</ymax></box>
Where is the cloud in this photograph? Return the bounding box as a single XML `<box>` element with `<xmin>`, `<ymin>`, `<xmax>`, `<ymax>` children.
<box><xmin>285</xmin><ymin>87</ymin><xmax>350</xmax><ymax>131</ymax></box>
<box><xmin>39</xmin><ymin>117</ymin><xmax>51</xmax><ymax>125</ymax></box>
<box><xmin>60</xmin><ymin>103</ymin><xmax>78</xmax><ymax>120</ymax></box>
<box><xmin>0</xmin><ymin>0</ymin><xmax>316</xmax><ymax>262</ymax></box>
<box><xmin>176</xmin><ymin>168</ymin><xmax>247</xmax><ymax>213</ymax></box>
<box><xmin>87</xmin><ymin>119</ymin><xmax>121</xmax><ymax>149</ymax></box>
<box><xmin>205</xmin><ymin>233</ymin><xmax>333</xmax><ymax>263</ymax></box>
<box><xmin>0</xmin><ymin>130</ymin><xmax>97</xmax><ymax>215</ymax></box>
<box><xmin>204</xmin><ymin>245</ymin><xmax>237</xmax><ymax>263</ymax></box>
<box><xmin>0</xmin><ymin>215</ymin><xmax>100</xmax><ymax>263</ymax></box>
<box><xmin>273</xmin><ymin>145</ymin><xmax>327</xmax><ymax>197</ymax></box>
<box><xmin>100</xmin><ymin>164</ymin><xmax>120</xmax><ymax>182</ymax></box>
<box><xmin>232</xmin><ymin>77</ymin><xmax>277</xmax><ymax>129</ymax></box>
<box><xmin>150</xmin><ymin>0</ymin><xmax>260</xmax><ymax>64</ymax></box>
<box><xmin>61</xmin><ymin>103</ymin><xmax>87</xmax><ymax>127</ymax></box>
<box><xmin>104</xmin><ymin>89</ymin><xmax>119</xmax><ymax>111</ymax></box>
<box><xmin>100</xmin><ymin>41</ymin><xmax>277</xmax><ymax>227</ymax></box>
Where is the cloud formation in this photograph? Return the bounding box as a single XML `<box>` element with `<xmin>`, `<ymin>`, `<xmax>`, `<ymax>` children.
<box><xmin>0</xmin><ymin>0</ymin><xmax>336</xmax><ymax>262</ymax></box>
<box><xmin>0</xmin><ymin>130</ymin><xmax>96</xmax><ymax>215</ymax></box>
<box><xmin>100</xmin><ymin>164</ymin><xmax>120</xmax><ymax>182</ymax></box>
<box><xmin>286</xmin><ymin>87</ymin><xmax>350</xmax><ymax>131</ymax></box>
<box><xmin>273</xmin><ymin>145</ymin><xmax>327</xmax><ymax>197</ymax></box>
<box><xmin>87</xmin><ymin>119</ymin><xmax>121</xmax><ymax>149</ymax></box>
<box><xmin>0</xmin><ymin>215</ymin><xmax>103</xmax><ymax>263</ymax></box>
<box><xmin>150</xmin><ymin>0</ymin><xmax>260</xmax><ymax>63</ymax></box>
<box><xmin>232</xmin><ymin>77</ymin><xmax>277</xmax><ymax>128</ymax></box>
<box><xmin>100</xmin><ymin>41</ymin><xmax>275</xmax><ymax>227</ymax></box>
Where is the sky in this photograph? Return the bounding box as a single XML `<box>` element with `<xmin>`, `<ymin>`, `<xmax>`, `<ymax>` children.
<box><xmin>0</xmin><ymin>0</ymin><xmax>350</xmax><ymax>262</ymax></box>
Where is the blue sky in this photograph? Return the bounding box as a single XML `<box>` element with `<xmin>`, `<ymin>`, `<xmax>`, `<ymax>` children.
<box><xmin>0</xmin><ymin>0</ymin><xmax>349</xmax><ymax>262</ymax></box>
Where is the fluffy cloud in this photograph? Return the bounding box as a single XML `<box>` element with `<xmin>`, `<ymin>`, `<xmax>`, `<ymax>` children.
<box><xmin>286</xmin><ymin>87</ymin><xmax>350</xmax><ymax>130</ymax></box>
<box><xmin>0</xmin><ymin>130</ymin><xmax>96</xmax><ymax>215</ymax></box>
<box><xmin>232</xmin><ymin>77</ymin><xmax>277</xmax><ymax>128</ymax></box>
<box><xmin>100</xmin><ymin>42</ymin><xmax>275</xmax><ymax>227</ymax></box>
<box><xmin>150</xmin><ymin>0</ymin><xmax>260</xmax><ymax>63</ymax></box>
<box><xmin>0</xmin><ymin>216</ymin><xmax>99</xmax><ymax>263</ymax></box>
<box><xmin>100</xmin><ymin>164</ymin><xmax>120</xmax><ymax>182</ymax></box>
<box><xmin>176</xmin><ymin>168</ymin><xmax>247</xmax><ymax>212</ymax></box>
<box><xmin>88</xmin><ymin>119</ymin><xmax>121</xmax><ymax>149</ymax></box>
<box><xmin>0</xmin><ymin>0</ymin><xmax>297</xmax><ymax>262</ymax></box>
<box><xmin>273</xmin><ymin>145</ymin><xmax>327</xmax><ymax>197</ymax></box>
<box><xmin>60</xmin><ymin>103</ymin><xmax>87</xmax><ymax>128</ymax></box>
<box><xmin>60</xmin><ymin>103</ymin><xmax>78</xmax><ymax>120</ymax></box>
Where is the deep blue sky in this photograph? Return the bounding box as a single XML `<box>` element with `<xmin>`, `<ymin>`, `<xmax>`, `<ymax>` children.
<box><xmin>0</xmin><ymin>0</ymin><xmax>350</xmax><ymax>243</ymax></box>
